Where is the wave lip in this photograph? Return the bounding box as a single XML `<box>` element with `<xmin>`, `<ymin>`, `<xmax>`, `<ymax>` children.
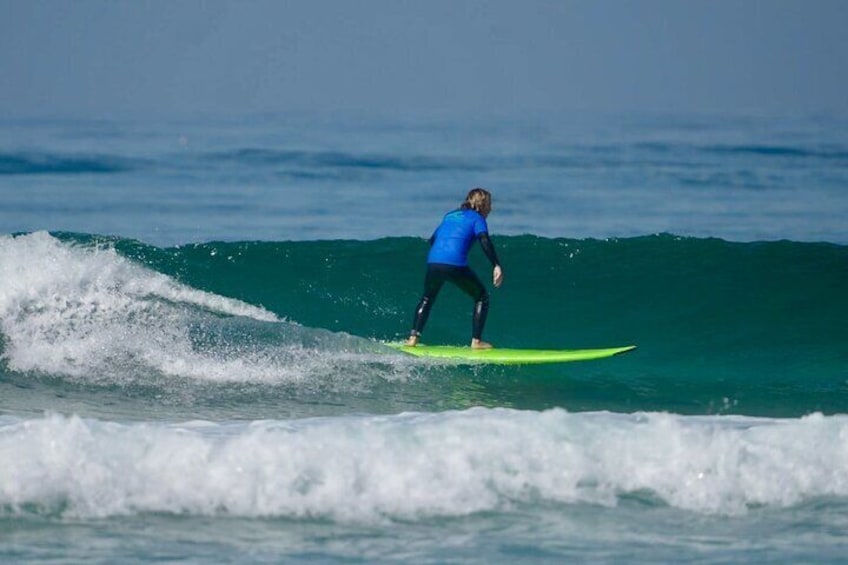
<box><xmin>2</xmin><ymin>409</ymin><xmax>847</xmax><ymax>521</ymax></box>
<box><xmin>0</xmin><ymin>232</ymin><xmax>282</xmax><ymax>384</ymax></box>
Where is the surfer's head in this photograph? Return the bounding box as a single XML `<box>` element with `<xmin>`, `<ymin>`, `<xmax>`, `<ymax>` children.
<box><xmin>461</xmin><ymin>187</ymin><xmax>492</xmax><ymax>217</ymax></box>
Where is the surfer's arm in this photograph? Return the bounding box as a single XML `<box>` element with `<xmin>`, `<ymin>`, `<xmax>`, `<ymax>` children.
<box><xmin>478</xmin><ymin>232</ymin><xmax>500</xmax><ymax>267</ymax></box>
<box><xmin>478</xmin><ymin>233</ymin><xmax>504</xmax><ymax>288</ymax></box>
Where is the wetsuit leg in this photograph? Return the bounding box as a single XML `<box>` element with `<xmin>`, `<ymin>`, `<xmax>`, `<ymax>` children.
<box><xmin>411</xmin><ymin>264</ymin><xmax>490</xmax><ymax>341</ymax></box>
<box><xmin>410</xmin><ymin>265</ymin><xmax>448</xmax><ymax>337</ymax></box>
<box><xmin>449</xmin><ymin>267</ymin><xmax>489</xmax><ymax>341</ymax></box>
<box><xmin>471</xmin><ymin>292</ymin><xmax>489</xmax><ymax>340</ymax></box>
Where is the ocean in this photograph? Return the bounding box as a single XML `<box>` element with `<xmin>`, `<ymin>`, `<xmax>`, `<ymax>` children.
<box><xmin>1</xmin><ymin>113</ymin><xmax>847</xmax><ymax>562</ymax></box>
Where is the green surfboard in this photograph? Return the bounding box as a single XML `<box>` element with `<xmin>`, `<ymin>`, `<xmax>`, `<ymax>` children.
<box><xmin>386</xmin><ymin>343</ymin><xmax>636</xmax><ymax>365</ymax></box>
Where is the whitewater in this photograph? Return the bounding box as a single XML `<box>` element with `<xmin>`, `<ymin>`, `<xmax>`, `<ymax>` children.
<box><xmin>2</xmin><ymin>114</ymin><xmax>847</xmax><ymax>562</ymax></box>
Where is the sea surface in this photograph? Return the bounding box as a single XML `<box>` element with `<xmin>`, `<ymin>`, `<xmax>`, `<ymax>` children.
<box><xmin>1</xmin><ymin>113</ymin><xmax>847</xmax><ymax>562</ymax></box>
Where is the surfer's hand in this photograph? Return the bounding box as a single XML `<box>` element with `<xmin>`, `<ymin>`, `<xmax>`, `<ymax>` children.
<box><xmin>493</xmin><ymin>265</ymin><xmax>503</xmax><ymax>288</ymax></box>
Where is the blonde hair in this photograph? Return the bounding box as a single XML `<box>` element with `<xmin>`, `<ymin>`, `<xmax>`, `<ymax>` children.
<box><xmin>461</xmin><ymin>187</ymin><xmax>492</xmax><ymax>214</ymax></box>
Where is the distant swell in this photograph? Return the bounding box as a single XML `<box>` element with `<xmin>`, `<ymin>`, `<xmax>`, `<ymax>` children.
<box><xmin>203</xmin><ymin>142</ymin><xmax>848</xmax><ymax>177</ymax></box>
<box><xmin>4</xmin><ymin>141</ymin><xmax>843</xmax><ymax>178</ymax></box>
<box><xmin>212</xmin><ymin>148</ymin><xmax>484</xmax><ymax>172</ymax></box>
<box><xmin>0</xmin><ymin>152</ymin><xmax>141</xmax><ymax>175</ymax></box>
<box><xmin>705</xmin><ymin>144</ymin><xmax>848</xmax><ymax>159</ymax></box>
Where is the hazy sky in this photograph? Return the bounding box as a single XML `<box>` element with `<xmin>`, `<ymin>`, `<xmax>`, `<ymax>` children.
<box><xmin>2</xmin><ymin>0</ymin><xmax>846</xmax><ymax>119</ymax></box>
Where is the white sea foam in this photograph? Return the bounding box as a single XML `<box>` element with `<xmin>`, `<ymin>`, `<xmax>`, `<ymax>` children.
<box><xmin>1</xmin><ymin>409</ymin><xmax>846</xmax><ymax>520</ymax></box>
<box><xmin>0</xmin><ymin>232</ymin><xmax>388</xmax><ymax>385</ymax></box>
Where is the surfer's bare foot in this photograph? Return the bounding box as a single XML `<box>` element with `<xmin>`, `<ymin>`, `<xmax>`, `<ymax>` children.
<box><xmin>471</xmin><ymin>339</ymin><xmax>493</xmax><ymax>349</ymax></box>
<box><xmin>405</xmin><ymin>335</ymin><xmax>419</xmax><ymax>347</ymax></box>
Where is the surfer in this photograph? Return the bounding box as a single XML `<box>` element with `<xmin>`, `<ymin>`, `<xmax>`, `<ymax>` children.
<box><xmin>405</xmin><ymin>187</ymin><xmax>504</xmax><ymax>349</ymax></box>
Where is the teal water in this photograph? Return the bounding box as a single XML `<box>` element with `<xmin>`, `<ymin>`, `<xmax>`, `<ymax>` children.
<box><xmin>3</xmin><ymin>232</ymin><xmax>845</xmax><ymax>418</ymax></box>
<box><xmin>2</xmin><ymin>115</ymin><xmax>848</xmax><ymax>562</ymax></box>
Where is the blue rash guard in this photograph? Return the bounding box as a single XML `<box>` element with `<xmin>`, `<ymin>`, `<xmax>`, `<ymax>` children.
<box><xmin>426</xmin><ymin>209</ymin><xmax>489</xmax><ymax>266</ymax></box>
